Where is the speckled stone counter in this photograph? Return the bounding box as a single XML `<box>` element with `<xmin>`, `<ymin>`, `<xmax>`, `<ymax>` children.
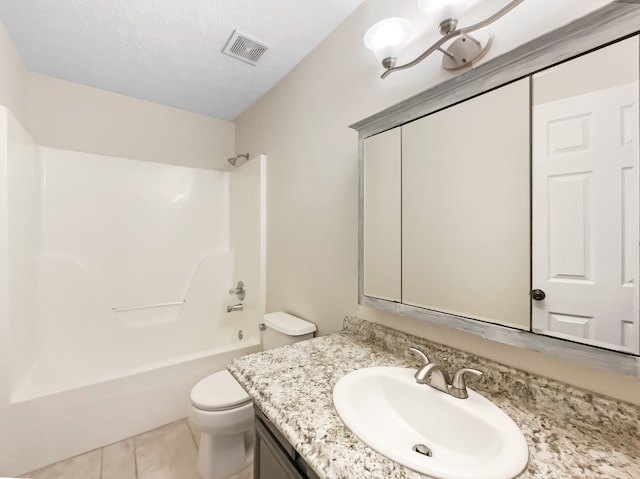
<box><xmin>228</xmin><ymin>317</ymin><xmax>640</xmax><ymax>479</ymax></box>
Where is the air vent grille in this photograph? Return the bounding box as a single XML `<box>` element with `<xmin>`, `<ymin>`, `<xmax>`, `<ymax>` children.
<box><xmin>223</xmin><ymin>30</ymin><xmax>269</xmax><ymax>66</ymax></box>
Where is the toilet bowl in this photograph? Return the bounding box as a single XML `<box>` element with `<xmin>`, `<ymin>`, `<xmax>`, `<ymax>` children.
<box><xmin>189</xmin><ymin>370</ymin><xmax>254</xmax><ymax>479</ymax></box>
<box><xmin>189</xmin><ymin>312</ymin><xmax>316</xmax><ymax>479</ymax></box>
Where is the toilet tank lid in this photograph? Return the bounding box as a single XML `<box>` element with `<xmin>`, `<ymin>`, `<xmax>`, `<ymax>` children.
<box><xmin>263</xmin><ymin>312</ymin><xmax>316</xmax><ymax>336</ymax></box>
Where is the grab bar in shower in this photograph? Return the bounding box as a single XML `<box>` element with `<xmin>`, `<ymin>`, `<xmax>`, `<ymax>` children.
<box><xmin>112</xmin><ymin>300</ymin><xmax>185</xmax><ymax>313</ymax></box>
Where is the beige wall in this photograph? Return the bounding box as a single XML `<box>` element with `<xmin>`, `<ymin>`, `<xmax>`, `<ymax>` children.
<box><xmin>26</xmin><ymin>73</ymin><xmax>234</xmax><ymax>169</ymax></box>
<box><xmin>0</xmin><ymin>22</ymin><xmax>28</xmax><ymax>126</ymax></box>
<box><xmin>235</xmin><ymin>0</ymin><xmax>640</xmax><ymax>405</ymax></box>
<box><xmin>534</xmin><ymin>35</ymin><xmax>638</xmax><ymax>105</ymax></box>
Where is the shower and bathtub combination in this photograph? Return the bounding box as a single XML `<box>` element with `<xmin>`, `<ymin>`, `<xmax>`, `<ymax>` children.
<box><xmin>0</xmin><ymin>106</ymin><xmax>267</xmax><ymax>476</ymax></box>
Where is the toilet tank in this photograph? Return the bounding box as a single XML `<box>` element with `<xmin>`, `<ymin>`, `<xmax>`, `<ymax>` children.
<box><xmin>262</xmin><ymin>312</ymin><xmax>316</xmax><ymax>350</ymax></box>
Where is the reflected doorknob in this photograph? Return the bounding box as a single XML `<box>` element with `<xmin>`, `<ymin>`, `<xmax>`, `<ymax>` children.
<box><xmin>531</xmin><ymin>289</ymin><xmax>546</xmax><ymax>301</ymax></box>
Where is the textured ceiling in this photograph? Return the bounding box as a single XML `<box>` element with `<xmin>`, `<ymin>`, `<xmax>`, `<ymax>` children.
<box><xmin>0</xmin><ymin>0</ymin><xmax>366</xmax><ymax>120</ymax></box>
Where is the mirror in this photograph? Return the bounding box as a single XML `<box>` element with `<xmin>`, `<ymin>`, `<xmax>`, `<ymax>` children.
<box><xmin>531</xmin><ymin>36</ymin><xmax>639</xmax><ymax>354</ymax></box>
<box><xmin>363</xmin><ymin>128</ymin><xmax>401</xmax><ymax>302</ymax></box>
<box><xmin>401</xmin><ymin>78</ymin><xmax>529</xmax><ymax>330</ymax></box>
<box><xmin>353</xmin><ymin>2</ymin><xmax>640</xmax><ymax>374</ymax></box>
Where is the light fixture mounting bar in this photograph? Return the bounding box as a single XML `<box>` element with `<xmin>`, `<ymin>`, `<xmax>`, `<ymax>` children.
<box><xmin>381</xmin><ymin>0</ymin><xmax>525</xmax><ymax>78</ymax></box>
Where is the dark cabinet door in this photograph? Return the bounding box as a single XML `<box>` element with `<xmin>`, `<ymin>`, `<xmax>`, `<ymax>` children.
<box><xmin>254</xmin><ymin>415</ymin><xmax>305</xmax><ymax>479</ymax></box>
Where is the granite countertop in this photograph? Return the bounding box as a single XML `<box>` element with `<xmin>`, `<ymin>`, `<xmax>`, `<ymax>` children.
<box><xmin>228</xmin><ymin>317</ymin><xmax>640</xmax><ymax>479</ymax></box>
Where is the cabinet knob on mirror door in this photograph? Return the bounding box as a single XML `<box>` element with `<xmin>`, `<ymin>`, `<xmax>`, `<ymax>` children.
<box><xmin>531</xmin><ymin>289</ymin><xmax>546</xmax><ymax>301</ymax></box>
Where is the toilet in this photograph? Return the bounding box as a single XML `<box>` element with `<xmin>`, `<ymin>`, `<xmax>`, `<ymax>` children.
<box><xmin>189</xmin><ymin>312</ymin><xmax>316</xmax><ymax>479</ymax></box>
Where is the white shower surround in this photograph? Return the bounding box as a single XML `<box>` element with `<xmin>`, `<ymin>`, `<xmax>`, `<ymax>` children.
<box><xmin>0</xmin><ymin>106</ymin><xmax>264</xmax><ymax>475</ymax></box>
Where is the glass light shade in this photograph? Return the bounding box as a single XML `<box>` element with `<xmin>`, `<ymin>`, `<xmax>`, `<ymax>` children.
<box><xmin>417</xmin><ymin>0</ymin><xmax>469</xmax><ymax>24</ymax></box>
<box><xmin>363</xmin><ymin>18</ymin><xmax>412</xmax><ymax>63</ymax></box>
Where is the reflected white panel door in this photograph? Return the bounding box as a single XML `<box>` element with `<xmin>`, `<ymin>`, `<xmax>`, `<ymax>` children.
<box><xmin>532</xmin><ymin>82</ymin><xmax>640</xmax><ymax>354</ymax></box>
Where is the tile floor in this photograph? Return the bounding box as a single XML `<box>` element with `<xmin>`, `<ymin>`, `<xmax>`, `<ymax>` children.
<box><xmin>21</xmin><ymin>419</ymin><xmax>252</xmax><ymax>479</ymax></box>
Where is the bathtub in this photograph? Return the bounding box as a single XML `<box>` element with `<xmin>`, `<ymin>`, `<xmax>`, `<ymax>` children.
<box><xmin>4</xmin><ymin>336</ymin><xmax>261</xmax><ymax>476</ymax></box>
<box><xmin>0</xmin><ymin>109</ymin><xmax>267</xmax><ymax>476</ymax></box>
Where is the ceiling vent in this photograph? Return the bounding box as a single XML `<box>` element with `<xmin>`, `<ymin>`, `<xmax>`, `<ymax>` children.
<box><xmin>222</xmin><ymin>30</ymin><xmax>269</xmax><ymax>66</ymax></box>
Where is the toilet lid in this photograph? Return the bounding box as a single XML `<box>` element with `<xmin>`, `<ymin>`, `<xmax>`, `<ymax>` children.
<box><xmin>190</xmin><ymin>370</ymin><xmax>251</xmax><ymax>411</ymax></box>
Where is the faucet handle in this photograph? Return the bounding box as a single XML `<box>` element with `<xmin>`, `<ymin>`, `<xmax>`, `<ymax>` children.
<box><xmin>451</xmin><ymin>368</ymin><xmax>483</xmax><ymax>398</ymax></box>
<box><xmin>452</xmin><ymin>368</ymin><xmax>482</xmax><ymax>388</ymax></box>
<box><xmin>408</xmin><ymin>347</ymin><xmax>430</xmax><ymax>365</ymax></box>
<box><xmin>229</xmin><ymin>281</ymin><xmax>246</xmax><ymax>300</ymax></box>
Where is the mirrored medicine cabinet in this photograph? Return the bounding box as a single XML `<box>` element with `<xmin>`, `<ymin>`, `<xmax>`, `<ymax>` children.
<box><xmin>352</xmin><ymin>1</ymin><xmax>640</xmax><ymax>376</ymax></box>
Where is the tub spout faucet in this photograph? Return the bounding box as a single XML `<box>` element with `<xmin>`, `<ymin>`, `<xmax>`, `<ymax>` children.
<box><xmin>226</xmin><ymin>303</ymin><xmax>243</xmax><ymax>313</ymax></box>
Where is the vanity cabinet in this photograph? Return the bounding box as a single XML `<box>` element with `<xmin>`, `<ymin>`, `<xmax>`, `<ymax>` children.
<box><xmin>254</xmin><ymin>406</ymin><xmax>320</xmax><ymax>479</ymax></box>
<box><xmin>362</xmin><ymin>78</ymin><xmax>530</xmax><ymax>329</ymax></box>
<box><xmin>402</xmin><ymin>78</ymin><xmax>530</xmax><ymax>329</ymax></box>
<box><xmin>353</xmin><ymin>1</ymin><xmax>640</xmax><ymax>376</ymax></box>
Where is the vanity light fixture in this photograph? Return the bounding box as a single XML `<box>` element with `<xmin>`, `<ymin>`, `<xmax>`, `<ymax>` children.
<box><xmin>364</xmin><ymin>0</ymin><xmax>525</xmax><ymax>78</ymax></box>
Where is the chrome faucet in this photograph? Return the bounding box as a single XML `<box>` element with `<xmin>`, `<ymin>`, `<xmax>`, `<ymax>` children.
<box><xmin>408</xmin><ymin>347</ymin><xmax>482</xmax><ymax>399</ymax></box>
<box><xmin>415</xmin><ymin>362</ymin><xmax>452</xmax><ymax>394</ymax></box>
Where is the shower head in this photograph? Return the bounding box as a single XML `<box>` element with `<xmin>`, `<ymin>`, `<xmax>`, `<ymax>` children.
<box><xmin>227</xmin><ymin>153</ymin><xmax>250</xmax><ymax>167</ymax></box>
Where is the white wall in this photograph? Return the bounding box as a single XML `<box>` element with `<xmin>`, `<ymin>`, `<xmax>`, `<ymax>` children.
<box><xmin>234</xmin><ymin>0</ymin><xmax>640</xmax><ymax>405</ymax></box>
<box><xmin>533</xmin><ymin>35</ymin><xmax>639</xmax><ymax>105</ymax></box>
<box><xmin>26</xmin><ymin>73</ymin><xmax>235</xmax><ymax>169</ymax></box>
<box><xmin>0</xmin><ymin>22</ymin><xmax>27</xmax><ymax>125</ymax></box>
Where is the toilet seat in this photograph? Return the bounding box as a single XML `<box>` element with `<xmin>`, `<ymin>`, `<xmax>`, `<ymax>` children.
<box><xmin>191</xmin><ymin>370</ymin><xmax>251</xmax><ymax>411</ymax></box>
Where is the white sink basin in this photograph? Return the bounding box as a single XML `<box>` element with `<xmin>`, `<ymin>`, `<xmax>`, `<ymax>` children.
<box><xmin>333</xmin><ymin>366</ymin><xmax>529</xmax><ymax>479</ymax></box>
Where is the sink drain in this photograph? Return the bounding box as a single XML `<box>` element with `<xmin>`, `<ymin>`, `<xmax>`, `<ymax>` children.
<box><xmin>412</xmin><ymin>444</ymin><xmax>433</xmax><ymax>457</ymax></box>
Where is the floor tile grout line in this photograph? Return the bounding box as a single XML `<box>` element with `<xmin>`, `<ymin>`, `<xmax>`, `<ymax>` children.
<box><xmin>132</xmin><ymin>436</ymin><xmax>139</xmax><ymax>479</ymax></box>
<box><xmin>99</xmin><ymin>446</ymin><xmax>104</xmax><ymax>479</ymax></box>
<box><xmin>187</xmin><ymin>420</ymin><xmax>198</xmax><ymax>447</ymax></box>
